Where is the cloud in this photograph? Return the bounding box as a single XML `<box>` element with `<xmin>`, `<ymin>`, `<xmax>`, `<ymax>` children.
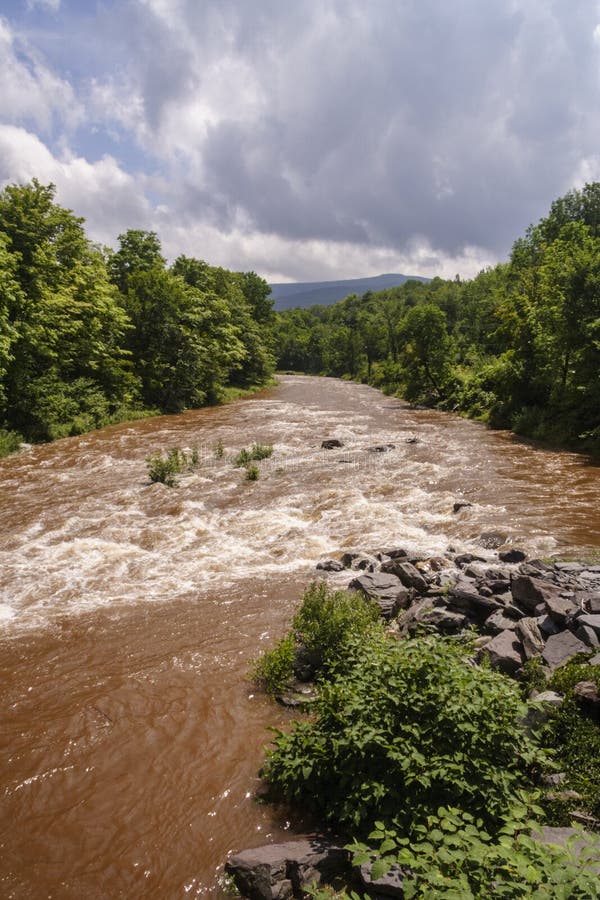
<box><xmin>2</xmin><ymin>1</ymin><xmax>600</xmax><ymax>279</ymax></box>
<box><xmin>0</xmin><ymin>16</ymin><xmax>80</xmax><ymax>132</ymax></box>
<box><xmin>26</xmin><ymin>0</ymin><xmax>61</xmax><ymax>10</ymax></box>
<box><xmin>0</xmin><ymin>125</ymin><xmax>153</xmax><ymax>247</ymax></box>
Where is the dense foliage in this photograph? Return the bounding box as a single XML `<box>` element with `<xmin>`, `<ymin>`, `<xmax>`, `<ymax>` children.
<box><xmin>256</xmin><ymin>588</ymin><xmax>600</xmax><ymax>898</ymax></box>
<box><xmin>252</xmin><ymin>582</ymin><xmax>382</xmax><ymax>694</ymax></box>
<box><xmin>275</xmin><ymin>183</ymin><xmax>600</xmax><ymax>453</ymax></box>
<box><xmin>0</xmin><ymin>180</ymin><xmax>275</xmax><ymax>450</ymax></box>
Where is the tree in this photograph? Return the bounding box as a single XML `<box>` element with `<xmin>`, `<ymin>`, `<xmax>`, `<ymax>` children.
<box><xmin>108</xmin><ymin>229</ymin><xmax>165</xmax><ymax>293</ymax></box>
<box><xmin>400</xmin><ymin>304</ymin><xmax>454</xmax><ymax>400</ymax></box>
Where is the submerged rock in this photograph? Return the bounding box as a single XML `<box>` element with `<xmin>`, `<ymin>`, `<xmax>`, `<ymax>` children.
<box><xmin>321</xmin><ymin>439</ymin><xmax>344</xmax><ymax>449</ymax></box>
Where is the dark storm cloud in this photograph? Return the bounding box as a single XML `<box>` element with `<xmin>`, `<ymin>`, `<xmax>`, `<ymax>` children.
<box><xmin>3</xmin><ymin>0</ymin><xmax>600</xmax><ymax>277</ymax></box>
<box><xmin>121</xmin><ymin>0</ymin><xmax>600</xmax><ymax>262</ymax></box>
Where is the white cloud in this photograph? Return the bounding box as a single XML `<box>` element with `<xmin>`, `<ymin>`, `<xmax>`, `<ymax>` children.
<box><xmin>0</xmin><ymin>17</ymin><xmax>79</xmax><ymax>132</ymax></box>
<box><xmin>0</xmin><ymin>125</ymin><xmax>152</xmax><ymax>247</ymax></box>
<box><xmin>26</xmin><ymin>0</ymin><xmax>61</xmax><ymax>10</ymax></box>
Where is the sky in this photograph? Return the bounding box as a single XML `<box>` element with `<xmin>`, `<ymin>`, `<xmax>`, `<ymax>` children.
<box><xmin>1</xmin><ymin>0</ymin><xmax>600</xmax><ymax>283</ymax></box>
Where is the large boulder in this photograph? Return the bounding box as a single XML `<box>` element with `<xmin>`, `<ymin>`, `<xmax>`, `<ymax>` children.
<box><xmin>225</xmin><ymin>839</ymin><xmax>350</xmax><ymax>900</ymax></box>
<box><xmin>576</xmin><ymin>613</ymin><xmax>600</xmax><ymax>635</ymax></box>
<box><xmin>478</xmin><ymin>629</ymin><xmax>525</xmax><ymax>674</ymax></box>
<box><xmin>515</xmin><ymin>617</ymin><xmax>545</xmax><ymax>660</ymax></box>
<box><xmin>542</xmin><ymin>631</ymin><xmax>589</xmax><ymax>671</ymax></box>
<box><xmin>382</xmin><ymin>560</ymin><xmax>428</xmax><ymax>594</ymax></box>
<box><xmin>544</xmin><ymin>594</ymin><xmax>578</xmax><ymax>627</ymax></box>
<box><xmin>511</xmin><ymin>575</ymin><xmax>563</xmax><ymax>613</ymax></box>
<box><xmin>321</xmin><ymin>439</ymin><xmax>344</xmax><ymax>449</ymax></box>
<box><xmin>359</xmin><ymin>861</ymin><xmax>406</xmax><ymax>897</ymax></box>
<box><xmin>348</xmin><ymin>572</ymin><xmax>410</xmax><ymax>619</ymax></box>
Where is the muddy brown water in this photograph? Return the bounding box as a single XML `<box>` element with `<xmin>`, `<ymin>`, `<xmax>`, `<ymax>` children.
<box><xmin>1</xmin><ymin>375</ymin><xmax>599</xmax><ymax>898</ymax></box>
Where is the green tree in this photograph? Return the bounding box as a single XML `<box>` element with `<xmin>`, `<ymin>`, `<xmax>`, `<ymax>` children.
<box><xmin>108</xmin><ymin>229</ymin><xmax>165</xmax><ymax>293</ymax></box>
<box><xmin>400</xmin><ymin>303</ymin><xmax>454</xmax><ymax>400</ymax></box>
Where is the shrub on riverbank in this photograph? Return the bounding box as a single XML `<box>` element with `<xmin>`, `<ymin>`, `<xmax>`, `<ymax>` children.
<box><xmin>252</xmin><ymin>582</ymin><xmax>382</xmax><ymax>694</ymax></box>
<box><xmin>263</xmin><ymin>632</ymin><xmax>549</xmax><ymax>834</ymax></box>
<box><xmin>232</xmin><ymin>443</ymin><xmax>274</xmax><ymax>467</ymax></box>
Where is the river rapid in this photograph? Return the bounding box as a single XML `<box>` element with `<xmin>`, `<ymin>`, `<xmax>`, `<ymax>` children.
<box><xmin>1</xmin><ymin>375</ymin><xmax>599</xmax><ymax>898</ymax></box>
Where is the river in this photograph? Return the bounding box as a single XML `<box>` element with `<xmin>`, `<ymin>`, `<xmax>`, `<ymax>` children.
<box><xmin>1</xmin><ymin>375</ymin><xmax>599</xmax><ymax>898</ymax></box>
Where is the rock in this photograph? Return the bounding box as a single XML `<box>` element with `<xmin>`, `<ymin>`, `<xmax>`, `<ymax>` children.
<box><xmin>316</xmin><ymin>558</ymin><xmax>344</xmax><ymax>572</ymax></box>
<box><xmin>511</xmin><ymin>575</ymin><xmax>563</xmax><ymax>613</ymax></box>
<box><xmin>534</xmin><ymin>690</ymin><xmax>564</xmax><ymax>707</ymax></box>
<box><xmin>378</xmin><ymin>547</ymin><xmax>409</xmax><ymax>560</ymax></box>
<box><xmin>384</xmin><ymin>561</ymin><xmax>428</xmax><ymax>594</ymax></box>
<box><xmin>321</xmin><ymin>439</ymin><xmax>344</xmax><ymax>450</ymax></box>
<box><xmin>478</xmin><ymin>531</ymin><xmax>507</xmax><ymax>550</ymax></box>
<box><xmin>499</xmin><ymin>548</ymin><xmax>527</xmax><ymax>563</ymax></box>
<box><xmin>479</xmin><ymin>629</ymin><xmax>525</xmax><ymax>675</ymax></box>
<box><xmin>359</xmin><ymin>861</ymin><xmax>406</xmax><ymax>897</ymax></box>
<box><xmin>575</xmin><ymin>624</ymin><xmax>600</xmax><ymax>648</ymax></box>
<box><xmin>276</xmin><ymin>684</ymin><xmax>318</xmax><ymax>708</ymax></box>
<box><xmin>555</xmin><ymin>562</ymin><xmax>584</xmax><ymax>574</ymax></box>
<box><xmin>487</xmin><ymin>578</ymin><xmax>511</xmax><ymax>595</ymax></box>
<box><xmin>405</xmin><ymin>436</ymin><xmax>420</xmax><ymax>444</ymax></box>
<box><xmin>573</xmin><ymin>681</ymin><xmax>600</xmax><ymax>720</ymax></box>
<box><xmin>536</xmin><ymin>614</ymin><xmax>561</xmax><ymax>637</ymax></box>
<box><xmin>453</xmin><ymin>501</ymin><xmax>472</xmax><ymax>513</ymax></box>
<box><xmin>515</xmin><ymin>617</ymin><xmax>545</xmax><ymax>660</ymax></box>
<box><xmin>576</xmin><ymin>613</ymin><xmax>600</xmax><ymax>634</ymax></box>
<box><xmin>541</xmin><ymin>772</ymin><xmax>567</xmax><ymax>786</ymax></box>
<box><xmin>542</xmin><ymin>631</ymin><xmax>589</xmax><ymax>670</ymax></box>
<box><xmin>587</xmin><ymin>595</ymin><xmax>600</xmax><ymax>614</ymax></box>
<box><xmin>536</xmin><ymin>826</ymin><xmax>600</xmax><ymax>872</ymax></box>
<box><xmin>454</xmin><ymin>553</ymin><xmax>486</xmax><ymax>568</ymax></box>
<box><xmin>544</xmin><ymin>594</ymin><xmax>578</xmax><ymax>626</ymax></box>
<box><xmin>225</xmin><ymin>839</ymin><xmax>350</xmax><ymax>900</ymax></box>
<box><xmin>449</xmin><ymin>583</ymin><xmax>503</xmax><ymax>619</ymax></box>
<box><xmin>412</xmin><ymin>606</ymin><xmax>468</xmax><ymax>634</ymax></box>
<box><xmin>590</xmin><ymin>652</ymin><xmax>600</xmax><ymax>666</ymax></box>
<box><xmin>483</xmin><ymin>609</ymin><xmax>521</xmax><ymax>635</ymax></box>
<box><xmin>348</xmin><ymin>573</ymin><xmax>410</xmax><ymax>619</ymax></box>
<box><xmin>367</xmin><ymin>444</ymin><xmax>395</xmax><ymax>453</ymax></box>
<box><xmin>341</xmin><ymin>551</ymin><xmax>379</xmax><ymax>570</ymax></box>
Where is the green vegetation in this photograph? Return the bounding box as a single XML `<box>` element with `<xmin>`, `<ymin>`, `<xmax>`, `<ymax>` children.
<box><xmin>275</xmin><ymin>183</ymin><xmax>600</xmax><ymax>454</ymax></box>
<box><xmin>245</xmin><ymin>462</ymin><xmax>260</xmax><ymax>481</ymax></box>
<box><xmin>252</xmin><ymin>582</ymin><xmax>382</xmax><ymax>694</ymax></box>
<box><xmin>0</xmin><ymin>180</ymin><xmax>275</xmax><ymax>451</ymax></box>
<box><xmin>232</xmin><ymin>443</ymin><xmax>273</xmax><ymax>467</ymax></box>
<box><xmin>254</xmin><ymin>588</ymin><xmax>600</xmax><ymax>898</ymax></box>
<box><xmin>146</xmin><ymin>446</ymin><xmax>200</xmax><ymax>486</ymax></box>
<box><xmin>544</xmin><ymin>658</ymin><xmax>600</xmax><ymax>821</ymax></box>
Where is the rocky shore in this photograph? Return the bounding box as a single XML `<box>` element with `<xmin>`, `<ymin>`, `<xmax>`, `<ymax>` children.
<box><xmin>226</xmin><ymin>544</ymin><xmax>600</xmax><ymax>899</ymax></box>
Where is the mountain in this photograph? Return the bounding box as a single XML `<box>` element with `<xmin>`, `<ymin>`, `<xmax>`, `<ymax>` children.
<box><xmin>269</xmin><ymin>273</ymin><xmax>430</xmax><ymax>311</ymax></box>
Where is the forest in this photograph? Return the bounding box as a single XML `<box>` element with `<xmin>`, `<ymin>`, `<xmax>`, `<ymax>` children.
<box><xmin>1</xmin><ymin>180</ymin><xmax>599</xmax><ymax>457</ymax></box>
<box><xmin>275</xmin><ymin>184</ymin><xmax>600</xmax><ymax>454</ymax></box>
<box><xmin>0</xmin><ymin>180</ymin><xmax>275</xmax><ymax>454</ymax></box>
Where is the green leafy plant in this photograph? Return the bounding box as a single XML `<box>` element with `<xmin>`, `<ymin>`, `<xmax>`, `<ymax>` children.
<box><xmin>263</xmin><ymin>634</ymin><xmax>551</xmax><ymax>834</ymax></box>
<box><xmin>146</xmin><ymin>446</ymin><xmax>200</xmax><ymax>486</ymax></box>
<box><xmin>233</xmin><ymin>443</ymin><xmax>273</xmax><ymax>466</ymax></box>
<box><xmin>214</xmin><ymin>439</ymin><xmax>225</xmax><ymax>459</ymax></box>
<box><xmin>252</xmin><ymin>634</ymin><xmax>296</xmax><ymax>695</ymax></box>
<box><xmin>245</xmin><ymin>462</ymin><xmax>260</xmax><ymax>481</ymax></box>
<box><xmin>350</xmin><ymin>804</ymin><xmax>600</xmax><ymax>898</ymax></box>
<box><xmin>252</xmin><ymin>583</ymin><xmax>382</xmax><ymax>695</ymax></box>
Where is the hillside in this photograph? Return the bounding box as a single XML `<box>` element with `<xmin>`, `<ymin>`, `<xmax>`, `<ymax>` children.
<box><xmin>269</xmin><ymin>273</ymin><xmax>429</xmax><ymax>310</ymax></box>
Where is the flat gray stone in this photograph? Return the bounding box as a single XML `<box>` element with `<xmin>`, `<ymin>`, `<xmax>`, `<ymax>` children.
<box><xmin>542</xmin><ymin>631</ymin><xmax>589</xmax><ymax>670</ymax></box>
<box><xmin>348</xmin><ymin>572</ymin><xmax>409</xmax><ymax>619</ymax></box>
<box><xmin>545</xmin><ymin>594</ymin><xmax>578</xmax><ymax>626</ymax></box>
<box><xmin>479</xmin><ymin>629</ymin><xmax>524</xmax><ymax>674</ymax></box>
<box><xmin>577</xmin><ymin>614</ymin><xmax>600</xmax><ymax>634</ymax></box>
<box><xmin>226</xmin><ymin>839</ymin><xmax>349</xmax><ymax>900</ymax></box>
<box><xmin>511</xmin><ymin>575</ymin><xmax>562</xmax><ymax>613</ymax></box>
<box><xmin>359</xmin><ymin>862</ymin><xmax>406</xmax><ymax>897</ymax></box>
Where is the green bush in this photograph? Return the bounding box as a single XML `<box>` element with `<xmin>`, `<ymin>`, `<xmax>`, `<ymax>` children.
<box><xmin>544</xmin><ymin>658</ymin><xmax>600</xmax><ymax>820</ymax></box>
<box><xmin>263</xmin><ymin>635</ymin><xmax>550</xmax><ymax>833</ymax></box>
<box><xmin>252</xmin><ymin>583</ymin><xmax>382</xmax><ymax>695</ymax></box>
<box><xmin>146</xmin><ymin>446</ymin><xmax>200</xmax><ymax>486</ymax></box>
<box><xmin>291</xmin><ymin>582</ymin><xmax>381</xmax><ymax>677</ymax></box>
<box><xmin>252</xmin><ymin>634</ymin><xmax>296</xmax><ymax>695</ymax></box>
<box><xmin>350</xmin><ymin>805</ymin><xmax>600</xmax><ymax>898</ymax></box>
<box><xmin>233</xmin><ymin>443</ymin><xmax>273</xmax><ymax>467</ymax></box>
<box><xmin>245</xmin><ymin>462</ymin><xmax>260</xmax><ymax>480</ymax></box>
<box><xmin>0</xmin><ymin>428</ymin><xmax>23</xmax><ymax>457</ymax></box>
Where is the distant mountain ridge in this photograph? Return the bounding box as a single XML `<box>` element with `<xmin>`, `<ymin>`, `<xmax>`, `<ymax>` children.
<box><xmin>269</xmin><ymin>273</ymin><xmax>430</xmax><ymax>311</ymax></box>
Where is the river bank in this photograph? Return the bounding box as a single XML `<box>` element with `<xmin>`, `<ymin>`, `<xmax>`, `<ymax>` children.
<box><xmin>228</xmin><ymin>543</ymin><xmax>600</xmax><ymax>898</ymax></box>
